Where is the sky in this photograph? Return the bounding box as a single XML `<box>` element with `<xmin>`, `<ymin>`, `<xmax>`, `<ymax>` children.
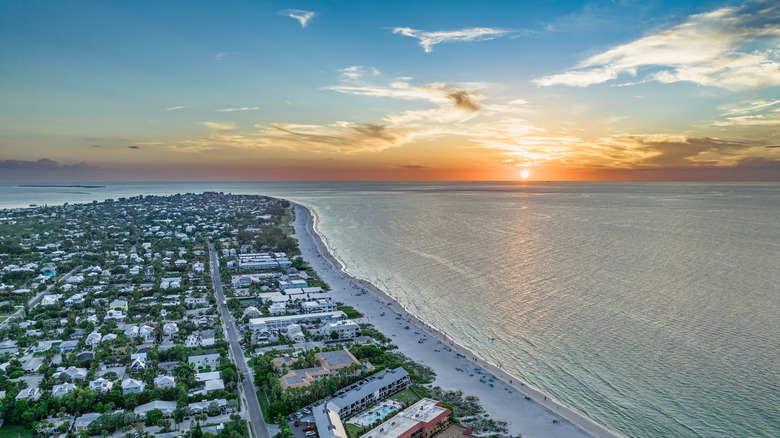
<box><xmin>1</xmin><ymin>0</ymin><xmax>779</xmax><ymax>182</ymax></box>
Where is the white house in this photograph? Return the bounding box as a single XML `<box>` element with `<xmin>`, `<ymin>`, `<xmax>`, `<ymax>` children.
<box><xmin>154</xmin><ymin>375</ymin><xmax>176</xmax><ymax>389</ymax></box>
<box><xmin>188</xmin><ymin>353</ymin><xmax>220</xmax><ymax>370</ymax></box>
<box><xmin>286</xmin><ymin>324</ymin><xmax>306</xmax><ymax>343</ymax></box>
<box><xmin>89</xmin><ymin>378</ymin><xmax>113</xmax><ymax>393</ymax></box>
<box><xmin>85</xmin><ymin>332</ymin><xmax>102</xmax><ymax>348</ymax></box>
<box><xmin>243</xmin><ymin>306</ymin><xmax>262</xmax><ymax>318</ymax></box>
<box><xmin>52</xmin><ymin>383</ymin><xmax>76</xmax><ymax>398</ymax></box>
<box><xmin>268</xmin><ymin>302</ymin><xmax>286</xmax><ymax>315</ymax></box>
<box><xmin>41</xmin><ymin>294</ymin><xmax>62</xmax><ymax>306</ymax></box>
<box><xmin>163</xmin><ymin>322</ymin><xmax>178</xmax><ymax>338</ymax></box>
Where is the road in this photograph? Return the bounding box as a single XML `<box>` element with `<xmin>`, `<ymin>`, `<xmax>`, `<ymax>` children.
<box><xmin>209</xmin><ymin>242</ymin><xmax>271</xmax><ymax>438</ymax></box>
<box><xmin>0</xmin><ymin>266</ymin><xmax>80</xmax><ymax>328</ymax></box>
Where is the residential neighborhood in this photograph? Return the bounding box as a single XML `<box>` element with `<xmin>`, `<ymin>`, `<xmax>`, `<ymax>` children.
<box><xmin>0</xmin><ymin>193</ymin><xmax>508</xmax><ymax>438</ymax></box>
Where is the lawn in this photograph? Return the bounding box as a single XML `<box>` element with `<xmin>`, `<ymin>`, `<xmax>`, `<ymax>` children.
<box><xmin>344</xmin><ymin>422</ymin><xmax>363</xmax><ymax>438</ymax></box>
<box><xmin>389</xmin><ymin>387</ymin><xmax>422</xmax><ymax>407</ymax></box>
<box><xmin>0</xmin><ymin>425</ymin><xmax>35</xmax><ymax>438</ymax></box>
<box><xmin>0</xmin><ymin>317</ymin><xmax>8</xmax><ymax>324</ymax></box>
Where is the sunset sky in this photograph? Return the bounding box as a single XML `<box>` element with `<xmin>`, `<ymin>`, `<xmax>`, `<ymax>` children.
<box><xmin>1</xmin><ymin>0</ymin><xmax>779</xmax><ymax>181</ymax></box>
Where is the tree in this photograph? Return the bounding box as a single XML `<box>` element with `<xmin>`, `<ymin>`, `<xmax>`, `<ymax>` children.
<box><xmin>144</xmin><ymin>409</ymin><xmax>164</xmax><ymax>426</ymax></box>
<box><xmin>267</xmin><ymin>401</ymin><xmax>290</xmax><ymax>421</ymax></box>
<box><xmin>330</xmin><ymin>330</ymin><xmax>340</xmax><ymax>340</ymax></box>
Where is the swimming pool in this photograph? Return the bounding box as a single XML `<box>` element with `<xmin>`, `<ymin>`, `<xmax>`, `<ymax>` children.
<box><xmin>359</xmin><ymin>406</ymin><xmax>397</xmax><ymax>424</ymax></box>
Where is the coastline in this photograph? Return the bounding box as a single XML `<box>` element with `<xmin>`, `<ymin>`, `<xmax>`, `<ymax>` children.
<box><xmin>289</xmin><ymin>201</ymin><xmax>625</xmax><ymax>438</ymax></box>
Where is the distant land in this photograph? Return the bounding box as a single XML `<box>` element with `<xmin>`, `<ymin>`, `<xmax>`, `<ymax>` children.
<box><xmin>19</xmin><ymin>184</ymin><xmax>105</xmax><ymax>188</ymax></box>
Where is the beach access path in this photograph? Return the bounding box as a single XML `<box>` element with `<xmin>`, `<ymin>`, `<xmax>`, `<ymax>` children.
<box><xmin>290</xmin><ymin>204</ymin><xmax>623</xmax><ymax>438</ymax></box>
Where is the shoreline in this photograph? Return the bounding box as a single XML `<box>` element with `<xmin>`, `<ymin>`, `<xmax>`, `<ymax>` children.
<box><xmin>289</xmin><ymin>201</ymin><xmax>625</xmax><ymax>438</ymax></box>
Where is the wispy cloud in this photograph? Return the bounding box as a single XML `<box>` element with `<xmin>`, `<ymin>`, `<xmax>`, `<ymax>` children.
<box><xmin>392</xmin><ymin>27</ymin><xmax>510</xmax><ymax>52</ymax></box>
<box><xmin>166</xmin><ymin>106</ymin><xmax>186</xmax><ymax>111</ymax></box>
<box><xmin>280</xmin><ymin>9</ymin><xmax>316</xmax><ymax>28</ymax></box>
<box><xmin>713</xmin><ymin>98</ymin><xmax>780</xmax><ymax>126</ymax></box>
<box><xmin>339</xmin><ymin>66</ymin><xmax>380</xmax><ymax>81</ymax></box>
<box><xmin>535</xmin><ymin>1</ymin><xmax>780</xmax><ymax>90</ymax></box>
<box><xmin>216</xmin><ymin>107</ymin><xmax>260</xmax><ymax>112</ymax></box>
<box><xmin>215</xmin><ymin>52</ymin><xmax>247</xmax><ymax>61</ymax></box>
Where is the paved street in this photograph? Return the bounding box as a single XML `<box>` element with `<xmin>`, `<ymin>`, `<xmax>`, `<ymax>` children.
<box><xmin>209</xmin><ymin>243</ymin><xmax>271</xmax><ymax>438</ymax></box>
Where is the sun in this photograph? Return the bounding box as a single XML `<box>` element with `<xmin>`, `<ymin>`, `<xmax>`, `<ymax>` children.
<box><xmin>520</xmin><ymin>170</ymin><xmax>530</xmax><ymax>179</ymax></box>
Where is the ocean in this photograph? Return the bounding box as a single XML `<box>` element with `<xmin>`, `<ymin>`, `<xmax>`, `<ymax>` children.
<box><xmin>1</xmin><ymin>181</ymin><xmax>778</xmax><ymax>438</ymax></box>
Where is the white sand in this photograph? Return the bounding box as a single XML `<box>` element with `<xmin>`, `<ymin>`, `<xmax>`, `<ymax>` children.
<box><xmin>290</xmin><ymin>203</ymin><xmax>625</xmax><ymax>438</ymax></box>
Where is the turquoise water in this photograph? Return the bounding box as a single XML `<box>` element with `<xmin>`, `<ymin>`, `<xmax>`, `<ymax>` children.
<box><xmin>1</xmin><ymin>181</ymin><xmax>778</xmax><ymax>437</ymax></box>
<box><xmin>360</xmin><ymin>406</ymin><xmax>398</xmax><ymax>424</ymax></box>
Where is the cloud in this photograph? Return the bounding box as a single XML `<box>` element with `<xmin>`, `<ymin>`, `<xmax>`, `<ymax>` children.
<box><xmin>0</xmin><ymin>158</ymin><xmax>98</xmax><ymax>171</ymax></box>
<box><xmin>326</xmin><ymin>78</ymin><xmax>485</xmax><ymax>125</ymax></box>
<box><xmin>215</xmin><ymin>52</ymin><xmax>246</xmax><ymax>61</ymax></box>
<box><xmin>535</xmin><ymin>1</ymin><xmax>780</xmax><ymax>90</ymax></box>
<box><xmin>392</xmin><ymin>27</ymin><xmax>510</xmax><ymax>52</ymax></box>
<box><xmin>166</xmin><ymin>106</ymin><xmax>186</xmax><ymax>111</ymax></box>
<box><xmin>201</xmin><ymin>121</ymin><xmax>237</xmax><ymax>132</ymax></box>
<box><xmin>713</xmin><ymin>98</ymin><xmax>780</xmax><ymax>126</ymax></box>
<box><xmin>339</xmin><ymin>66</ymin><xmax>380</xmax><ymax>81</ymax></box>
<box><xmin>254</xmin><ymin>122</ymin><xmax>413</xmax><ymax>153</ymax></box>
<box><xmin>216</xmin><ymin>107</ymin><xmax>260</xmax><ymax>112</ymax></box>
<box><xmin>280</xmin><ymin>9</ymin><xmax>315</xmax><ymax>28</ymax></box>
<box><xmin>398</xmin><ymin>164</ymin><xmax>432</xmax><ymax>169</ymax></box>
<box><xmin>127</xmin><ymin>145</ymin><xmax>140</xmax><ymax>149</ymax></box>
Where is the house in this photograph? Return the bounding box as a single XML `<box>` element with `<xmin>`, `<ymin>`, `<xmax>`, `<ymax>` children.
<box><xmin>0</xmin><ymin>340</ymin><xmax>18</xmax><ymax>355</ymax></box>
<box><xmin>154</xmin><ymin>375</ymin><xmax>176</xmax><ymax>389</ymax></box>
<box><xmin>130</xmin><ymin>353</ymin><xmax>147</xmax><ymax>372</ymax></box>
<box><xmin>104</xmin><ymin>309</ymin><xmax>126</xmax><ymax>321</ymax></box>
<box><xmin>22</xmin><ymin>357</ymin><xmax>44</xmax><ymax>373</ymax></box>
<box><xmin>268</xmin><ymin>302</ymin><xmax>286</xmax><ymax>315</ymax></box>
<box><xmin>15</xmin><ymin>387</ymin><xmax>43</xmax><ymax>401</ymax></box>
<box><xmin>184</xmin><ymin>296</ymin><xmax>206</xmax><ymax>306</ymax></box>
<box><xmin>134</xmin><ymin>400</ymin><xmax>177</xmax><ymax>417</ymax></box>
<box><xmin>73</xmin><ymin>412</ymin><xmax>103</xmax><ymax>432</ymax></box>
<box><xmin>64</xmin><ymin>293</ymin><xmax>85</xmax><ymax>306</ymax></box>
<box><xmin>41</xmin><ymin>294</ymin><xmax>62</xmax><ymax>306</ymax></box>
<box><xmin>243</xmin><ymin>306</ymin><xmax>262</xmax><ymax>318</ymax></box>
<box><xmin>192</xmin><ymin>262</ymin><xmax>205</xmax><ymax>273</ymax></box>
<box><xmin>109</xmin><ymin>300</ymin><xmax>128</xmax><ymax>311</ymax></box>
<box><xmin>188</xmin><ymin>398</ymin><xmax>230</xmax><ymax>415</ymax></box>
<box><xmin>55</xmin><ymin>366</ymin><xmax>88</xmax><ymax>381</ymax></box>
<box><xmin>121</xmin><ymin>378</ymin><xmax>146</xmax><ymax>394</ymax></box>
<box><xmin>163</xmin><ymin>322</ymin><xmax>178</xmax><ymax>338</ymax></box>
<box><xmin>160</xmin><ymin>277</ymin><xmax>181</xmax><ymax>289</ymax></box>
<box><xmin>188</xmin><ymin>353</ymin><xmax>220</xmax><ymax>370</ymax></box>
<box><xmin>286</xmin><ymin>324</ymin><xmax>306</xmax><ymax>343</ymax></box>
<box><xmin>185</xmin><ymin>330</ymin><xmax>215</xmax><ymax>348</ymax></box>
<box><xmin>139</xmin><ymin>325</ymin><xmax>155</xmax><ymax>343</ymax></box>
<box><xmin>89</xmin><ymin>378</ymin><xmax>114</xmax><ymax>393</ymax></box>
<box><xmin>52</xmin><ymin>382</ymin><xmax>76</xmax><ymax>398</ymax></box>
<box><xmin>85</xmin><ymin>332</ymin><xmax>102</xmax><ymax>348</ymax></box>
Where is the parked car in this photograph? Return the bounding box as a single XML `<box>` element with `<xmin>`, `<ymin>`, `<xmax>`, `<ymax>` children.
<box><xmin>303</xmin><ymin>426</ymin><xmax>314</xmax><ymax>431</ymax></box>
<box><xmin>305</xmin><ymin>432</ymin><xmax>316</xmax><ymax>437</ymax></box>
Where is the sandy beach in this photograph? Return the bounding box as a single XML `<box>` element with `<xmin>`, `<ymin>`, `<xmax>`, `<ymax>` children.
<box><xmin>289</xmin><ymin>203</ymin><xmax>625</xmax><ymax>438</ymax></box>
